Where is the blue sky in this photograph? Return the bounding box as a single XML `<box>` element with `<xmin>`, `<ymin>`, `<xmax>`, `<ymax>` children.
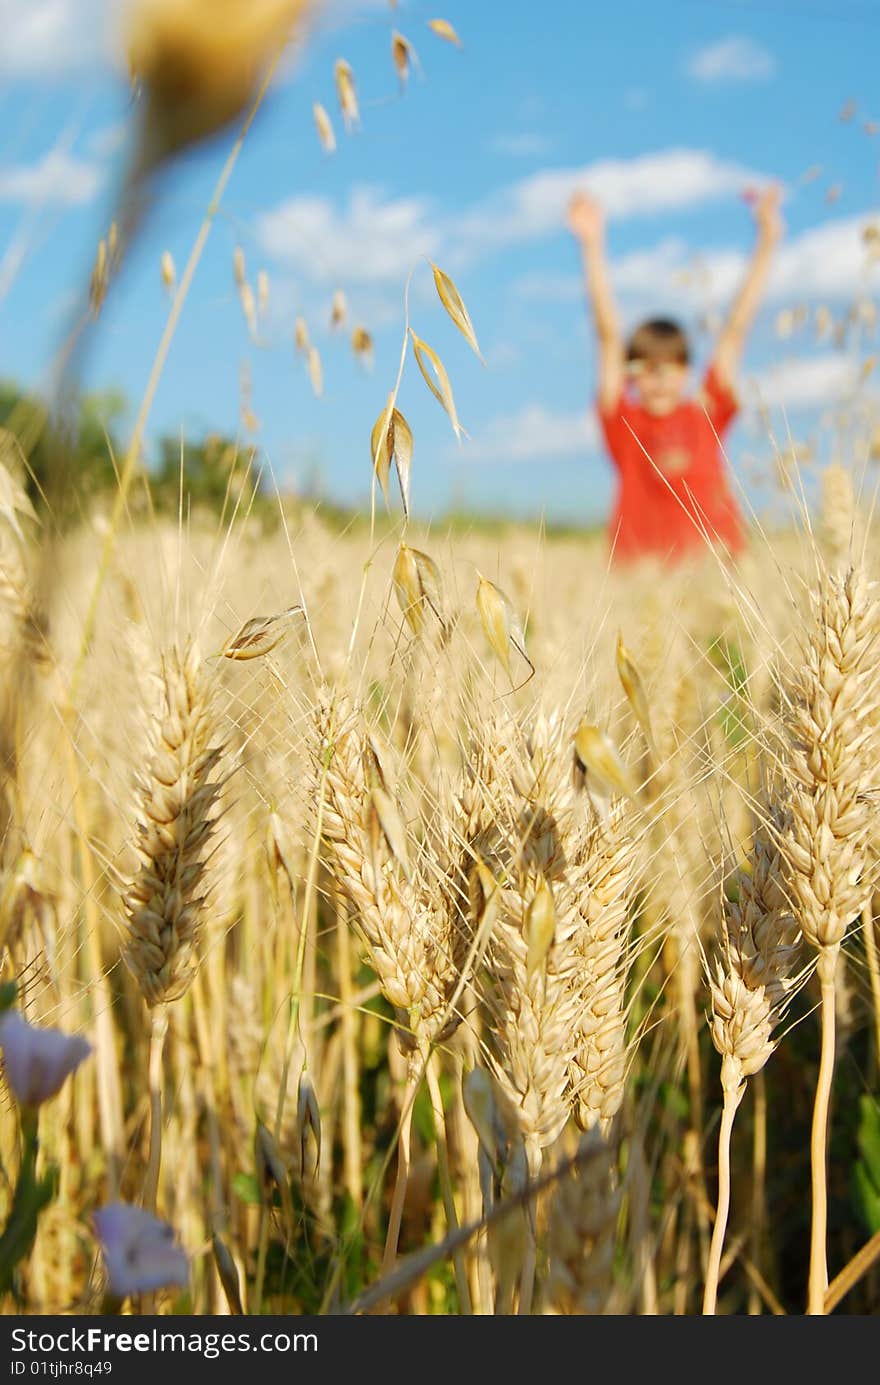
<box><xmin>1</xmin><ymin>0</ymin><xmax>879</xmax><ymax>525</ymax></box>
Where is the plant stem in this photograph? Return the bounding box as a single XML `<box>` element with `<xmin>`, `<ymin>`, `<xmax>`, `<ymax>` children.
<box><xmin>808</xmin><ymin>948</ymin><xmax>838</xmax><ymax>1314</ymax></box>
<box><xmin>272</xmin><ymin>753</ymin><xmax>328</xmax><ymax>1141</ymax></box>
<box><xmin>749</xmin><ymin>1069</ymin><xmax>767</xmax><ymax>1315</ymax></box>
<box><xmin>517</xmin><ymin>1228</ymin><xmax>537</xmax><ymax>1316</ymax></box>
<box><xmin>57</xmin><ymin>712</ymin><xmax>124</xmax><ymax>1194</ymax></box>
<box><xmin>253</xmin><ymin>1201</ymin><xmax>271</xmax><ymax>1315</ymax></box>
<box><xmin>381</xmin><ymin>1063</ymin><xmax>418</xmax><ymax>1277</ymax></box>
<box><xmin>69</xmin><ymin>63</ymin><xmax>278</xmax><ymax>702</ymax></box>
<box><xmin>825</xmin><ymin>1227</ymin><xmax>880</xmax><ymax>1313</ymax></box>
<box><xmin>0</xmin><ymin>1110</ymin><xmax>53</xmax><ymax>1297</ymax></box>
<box><xmin>703</xmin><ymin>1084</ymin><xmax>742</xmax><ymax>1314</ymax></box>
<box><xmin>335</xmin><ymin>888</ymin><xmax>362</xmax><ymax>1210</ymax></box>
<box><xmin>144</xmin><ymin>1006</ymin><xmax>168</xmax><ymax>1212</ymax></box>
<box><xmin>862</xmin><ymin>900</ymin><xmax>880</xmax><ymax>1075</ymax></box>
<box><xmin>680</xmin><ymin>954</ymin><xmax>710</xmax><ymax>1275</ymax></box>
<box><xmin>349</xmin><ymin>1139</ymin><xmax>606</xmax><ymax>1317</ymax></box>
<box><xmin>517</xmin><ymin>1140</ymin><xmax>542</xmax><ymax>1316</ymax></box>
<box><xmin>628</xmin><ymin>1130</ymin><xmax>659</xmax><ymax>1314</ymax></box>
<box><xmin>425</xmin><ymin>1052</ymin><xmax>472</xmax><ymax>1314</ymax></box>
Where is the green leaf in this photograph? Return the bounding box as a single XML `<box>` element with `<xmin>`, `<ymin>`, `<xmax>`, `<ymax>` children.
<box><xmin>413</xmin><ymin>1082</ymin><xmax>435</xmax><ymax>1147</ymax></box>
<box><xmin>232</xmin><ymin>1171</ymin><xmax>262</xmax><ymax>1207</ymax></box>
<box><xmin>707</xmin><ymin>634</ymin><xmax>751</xmax><ymax>748</ymax></box>
<box><xmin>852</xmin><ymin>1163</ymin><xmax>880</xmax><ymax>1235</ymax></box>
<box><xmin>851</xmin><ymin>1095</ymin><xmax>880</xmax><ymax>1234</ymax></box>
<box><xmin>858</xmin><ymin>1094</ymin><xmax>880</xmax><ymax>1172</ymax></box>
<box><xmin>0</xmin><ymin>1128</ymin><xmax>57</xmax><ymax>1297</ymax></box>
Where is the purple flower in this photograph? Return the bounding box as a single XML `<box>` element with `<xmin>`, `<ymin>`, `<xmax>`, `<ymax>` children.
<box><xmin>0</xmin><ymin>1011</ymin><xmax>90</xmax><ymax>1106</ymax></box>
<box><xmin>93</xmin><ymin>1203</ymin><xmax>189</xmax><ymax>1298</ymax></box>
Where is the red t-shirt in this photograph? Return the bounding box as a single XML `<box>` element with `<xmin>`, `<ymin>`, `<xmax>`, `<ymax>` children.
<box><xmin>597</xmin><ymin>363</ymin><xmax>745</xmax><ymax>564</ymax></box>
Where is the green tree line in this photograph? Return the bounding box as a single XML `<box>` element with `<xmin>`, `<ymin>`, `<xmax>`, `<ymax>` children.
<box><xmin>0</xmin><ymin>380</ymin><xmax>270</xmax><ymax>523</ymax></box>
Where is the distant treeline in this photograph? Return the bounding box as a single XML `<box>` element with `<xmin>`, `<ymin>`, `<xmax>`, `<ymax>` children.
<box><xmin>0</xmin><ymin>379</ymin><xmax>275</xmax><ymax>526</ymax></box>
<box><xmin>0</xmin><ymin>379</ymin><xmax>605</xmax><ymax>539</ymax></box>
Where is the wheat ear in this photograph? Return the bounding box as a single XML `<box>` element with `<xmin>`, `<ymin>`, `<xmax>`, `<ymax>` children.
<box><xmin>703</xmin><ymin>805</ymin><xmax>801</xmax><ymax>1313</ymax></box>
<box><xmin>778</xmin><ymin>566</ymin><xmax>880</xmax><ymax>1313</ymax></box>
<box><xmin>122</xmin><ymin>641</ymin><xmax>225</xmax><ymax>1207</ymax></box>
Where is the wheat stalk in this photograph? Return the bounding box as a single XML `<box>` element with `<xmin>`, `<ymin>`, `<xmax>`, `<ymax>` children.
<box><xmin>468</xmin><ymin>711</ymin><xmax>607</xmax><ymax>1311</ymax></box>
<box><xmin>313</xmin><ymin>690</ymin><xmax>467</xmax><ymax>1272</ymax></box>
<box><xmin>314</xmin><ymin>692</ymin><xmax>463</xmax><ymax>1049</ymax></box>
<box><xmin>123</xmin><ymin>643</ymin><xmax>225</xmax><ymax>1008</ymax></box>
<box><xmin>819</xmin><ymin>462</ymin><xmax>855</xmax><ymax>573</ymax></box>
<box><xmin>777</xmin><ymin>564</ymin><xmax>880</xmax><ymax>1313</ymax></box>
<box><xmin>703</xmin><ymin>804</ymin><xmax>802</xmax><ymax>1313</ymax></box>
<box><xmin>472</xmin><ymin>713</ymin><xmax>583</xmax><ymax>1166</ymax></box>
<box><xmin>544</xmin><ymin>1129</ymin><xmax>620</xmax><ymax>1314</ymax></box>
<box><xmin>569</xmin><ymin>801</ymin><xmax>637</xmax><ymax>1134</ymax></box>
<box><xmin>122</xmin><ymin>641</ymin><xmax>225</xmax><ymax>1211</ymax></box>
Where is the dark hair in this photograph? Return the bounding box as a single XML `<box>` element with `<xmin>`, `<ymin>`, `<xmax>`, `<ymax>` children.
<box><xmin>625</xmin><ymin>318</ymin><xmax>691</xmax><ymax>366</ymax></box>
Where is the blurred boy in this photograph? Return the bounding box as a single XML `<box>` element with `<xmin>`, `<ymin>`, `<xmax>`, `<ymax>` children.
<box><xmin>567</xmin><ymin>184</ymin><xmax>783</xmax><ymax>563</ymax></box>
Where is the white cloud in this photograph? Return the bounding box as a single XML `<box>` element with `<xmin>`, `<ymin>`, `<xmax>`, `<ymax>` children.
<box><xmin>771</xmin><ymin>215</ymin><xmax>880</xmax><ymax>299</ymax></box>
<box><xmin>450</xmin><ymin>149</ymin><xmax>760</xmax><ymax>260</ymax></box>
<box><xmin>747</xmin><ymin>355</ymin><xmax>860</xmax><ymax>409</ymax></box>
<box><xmin>627</xmin><ymin>216</ymin><xmax>880</xmax><ymax>306</ymax></box>
<box><xmin>0</xmin><ymin>150</ymin><xmax>104</xmax><ymax>206</ymax></box>
<box><xmin>513</xmin><ymin>240</ymin><xmax>744</xmax><ymax>310</ymax></box>
<box><xmin>489</xmin><ymin>133</ymin><xmax>553</xmax><ymax>159</ymax></box>
<box><xmin>585</xmin><ymin>152</ymin><xmax>759</xmax><ymax>219</ymax></box>
<box><xmin>255</xmin><ymin>186</ymin><xmax>438</xmax><ymax>285</ymax></box>
<box><xmin>258</xmin><ymin>148</ymin><xmax>767</xmax><ymax>289</ymax></box>
<box><xmin>257</xmin><ymin>153</ymin><xmax>876</xmax><ymax>324</ymax></box>
<box><xmin>513</xmin><ymin>213</ymin><xmax>880</xmax><ymax>315</ymax></box>
<box><xmin>688</xmin><ymin>37</ymin><xmax>776</xmax><ymax>84</ymax></box>
<box><xmin>0</xmin><ymin>0</ymin><xmax>117</xmax><ymax>76</ymax></box>
<box><xmin>621</xmin><ymin>215</ymin><xmax>880</xmax><ymax>306</ymax></box>
<box><xmin>467</xmin><ymin>404</ymin><xmax>599</xmax><ymax>463</ymax></box>
<box><xmin>0</xmin><ymin>0</ymin><xmax>382</xmax><ymax>77</ymax></box>
<box><xmin>615</xmin><ymin>238</ymin><xmax>746</xmax><ymax>307</ymax></box>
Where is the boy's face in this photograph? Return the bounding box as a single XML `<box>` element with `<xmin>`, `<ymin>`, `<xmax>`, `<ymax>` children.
<box><xmin>629</xmin><ymin>359</ymin><xmax>689</xmax><ymax>416</ymax></box>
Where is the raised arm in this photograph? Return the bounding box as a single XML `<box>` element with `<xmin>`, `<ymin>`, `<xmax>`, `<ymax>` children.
<box><xmin>567</xmin><ymin>191</ymin><xmax>624</xmax><ymax>410</ymax></box>
<box><xmin>713</xmin><ymin>184</ymin><xmax>784</xmax><ymax>391</ymax></box>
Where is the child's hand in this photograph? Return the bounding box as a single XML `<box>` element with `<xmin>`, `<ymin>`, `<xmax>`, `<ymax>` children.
<box><xmin>567</xmin><ymin>190</ymin><xmax>604</xmax><ymax>245</ymax></box>
<box><xmin>751</xmin><ymin>184</ymin><xmax>784</xmax><ymax>245</ymax></box>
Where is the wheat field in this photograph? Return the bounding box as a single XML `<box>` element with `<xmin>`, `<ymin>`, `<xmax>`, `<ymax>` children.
<box><xmin>3</xmin><ymin>489</ymin><xmax>880</xmax><ymax>1315</ymax></box>
<box><xmin>2</xmin><ymin>0</ymin><xmax>880</xmax><ymax>1319</ymax></box>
